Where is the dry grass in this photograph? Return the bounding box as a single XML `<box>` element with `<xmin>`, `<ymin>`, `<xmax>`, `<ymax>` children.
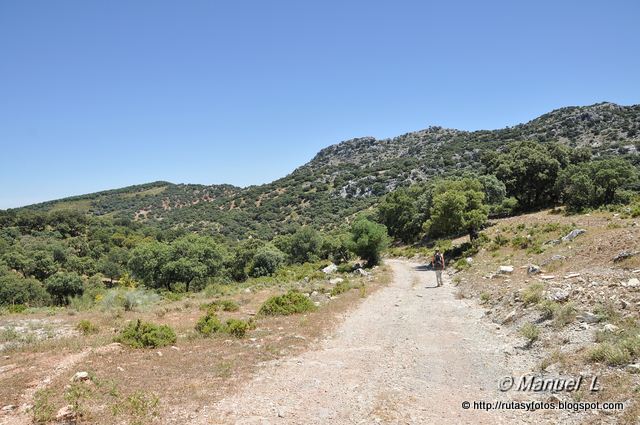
<box><xmin>450</xmin><ymin>209</ymin><xmax>640</xmax><ymax>423</ymax></box>
<box><xmin>0</xmin><ymin>265</ymin><xmax>392</xmax><ymax>423</ymax></box>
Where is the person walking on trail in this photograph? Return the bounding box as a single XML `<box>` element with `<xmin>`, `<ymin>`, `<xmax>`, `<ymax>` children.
<box><xmin>432</xmin><ymin>249</ymin><xmax>445</xmax><ymax>287</ymax></box>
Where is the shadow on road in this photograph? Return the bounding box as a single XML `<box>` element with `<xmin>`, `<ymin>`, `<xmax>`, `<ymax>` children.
<box><xmin>413</xmin><ymin>264</ymin><xmax>440</xmax><ymax>289</ymax></box>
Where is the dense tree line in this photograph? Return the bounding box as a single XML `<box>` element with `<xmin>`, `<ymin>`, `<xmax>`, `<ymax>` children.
<box><xmin>0</xmin><ymin>208</ymin><xmax>388</xmax><ymax>307</ymax></box>
<box><xmin>378</xmin><ymin>141</ymin><xmax>639</xmax><ymax>243</ymax></box>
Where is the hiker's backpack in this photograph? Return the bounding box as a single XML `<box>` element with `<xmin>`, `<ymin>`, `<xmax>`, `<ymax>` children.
<box><xmin>434</xmin><ymin>253</ymin><xmax>444</xmax><ymax>268</ymax></box>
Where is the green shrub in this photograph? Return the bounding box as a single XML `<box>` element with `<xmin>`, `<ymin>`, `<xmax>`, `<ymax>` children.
<box><xmin>521</xmin><ymin>283</ymin><xmax>544</xmax><ymax>306</ymax></box>
<box><xmin>520</xmin><ymin>323</ymin><xmax>540</xmax><ymax>347</ymax></box>
<box><xmin>160</xmin><ymin>291</ymin><xmax>185</xmax><ymax>302</ymax></box>
<box><xmin>594</xmin><ymin>302</ymin><xmax>620</xmax><ymax>323</ymax></box>
<box><xmin>45</xmin><ymin>272</ymin><xmax>84</xmax><ymax>305</ymax></box>
<box><xmin>224</xmin><ymin>318</ymin><xmax>253</xmax><ymax>338</ymax></box>
<box><xmin>200</xmin><ymin>299</ymin><xmax>239</xmax><ymax>313</ymax></box>
<box><xmin>33</xmin><ymin>389</ymin><xmax>55</xmax><ymax>424</ymax></box>
<box><xmin>453</xmin><ymin>258</ymin><xmax>470</xmax><ymax>271</ymax></box>
<box><xmin>195</xmin><ymin>313</ymin><xmax>253</xmax><ymax>338</ymax></box>
<box><xmin>76</xmin><ymin>319</ymin><xmax>98</xmax><ymax>335</ymax></box>
<box><xmin>258</xmin><ymin>290</ymin><xmax>316</xmax><ymax>316</ymax></box>
<box><xmin>330</xmin><ymin>281</ymin><xmax>351</xmax><ymax>296</ymax></box>
<box><xmin>589</xmin><ymin>320</ymin><xmax>640</xmax><ymax>366</ymax></box>
<box><xmin>115</xmin><ymin>319</ymin><xmax>176</xmax><ymax>348</ymax></box>
<box><xmin>480</xmin><ymin>292</ymin><xmax>491</xmax><ymax>304</ymax></box>
<box><xmin>0</xmin><ymin>275</ymin><xmax>51</xmax><ymax>307</ymax></box>
<box><xmin>99</xmin><ymin>288</ymin><xmax>161</xmax><ymax>312</ymax></box>
<box><xmin>537</xmin><ymin>300</ymin><xmax>558</xmax><ymax>320</ymax></box>
<box><xmin>4</xmin><ymin>304</ymin><xmax>27</xmax><ymax>314</ymax></box>
<box><xmin>337</xmin><ymin>263</ymin><xmax>354</xmax><ymax>273</ymax></box>
<box><xmin>349</xmin><ymin>218</ymin><xmax>389</xmax><ymax>267</ymax></box>
<box><xmin>511</xmin><ymin>235</ymin><xmax>530</xmax><ymax>249</ymax></box>
<box><xmin>250</xmin><ymin>245</ymin><xmax>286</xmax><ymax>277</ymax></box>
<box><xmin>493</xmin><ymin>234</ymin><xmax>509</xmax><ymax>247</ymax></box>
<box><xmin>553</xmin><ymin>302</ymin><xmax>577</xmax><ymax>328</ymax></box>
<box><xmin>588</xmin><ymin>343</ymin><xmax>631</xmax><ymax>366</ymax></box>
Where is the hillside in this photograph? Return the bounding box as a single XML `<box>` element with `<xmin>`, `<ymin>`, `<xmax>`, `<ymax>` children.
<box><xmin>16</xmin><ymin>102</ymin><xmax>640</xmax><ymax>239</ymax></box>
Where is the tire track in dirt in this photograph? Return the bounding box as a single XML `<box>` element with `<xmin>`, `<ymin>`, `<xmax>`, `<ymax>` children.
<box><xmin>195</xmin><ymin>259</ymin><xmax>544</xmax><ymax>424</ymax></box>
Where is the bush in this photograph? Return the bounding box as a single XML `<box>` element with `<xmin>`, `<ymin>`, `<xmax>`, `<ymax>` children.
<box><xmin>588</xmin><ymin>343</ymin><xmax>632</xmax><ymax>366</ymax></box>
<box><xmin>200</xmin><ymin>299</ymin><xmax>239</xmax><ymax>313</ymax></box>
<box><xmin>76</xmin><ymin>319</ymin><xmax>98</xmax><ymax>335</ymax></box>
<box><xmin>349</xmin><ymin>218</ymin><xmax>389</xmax><ymax>267</ymax></box>
<box><xmin>594</xmin><ymin>302</ymin><xmax>620</xmax><ymax>323</ymax></box>
<box><xmin>631</xmin><ymin>202</ymin><xmax>640</xmax><ymax>218</ymax></box>
<box><xmin>250</xmin><ymin>245</ymin><xmax>285</xmax><ymax>277</ymax></box>
<box><xmin>537</xmin><ymin>300</ymin><xmax>576</xmax><ymax>327</ymax></box>
<box><xmin>45</xmin><ymin>272</ymin><xmax>84</xmax><ymax>305</ymax></box>
<box><xmin>195</xmin><ymin>313</ymin><xmax>224</xmax><ymax>336</ymax></box>
<box><xmin>224</xmin><ymin>318</ymin><xmax>253</xmax><ymax>338</ymax></box>
<box><xmin>330</xmin><ymin>281</ymin><xmax>351</xmax><ymax>296</ymax></box>
<box><xmin>453</xmin><ymin>258</ymin><xmax>470</xmax><ymax>271</ymax></box>
<box><xmin>0</xmin><ymin>275</ymin><xmax>50</xmax><ymax>306</ymax></box>
<box><xmin>99</xmin><ymin>288</ymin><xmax>161</xmax><ymax>312</ymax></box>
<box><xmin>116</xmin><ymin>319</ymin><xmax>176</xmax><ymax>348</ymax></box>
<box><xmin>493</xmin><ymin>234</ymin><xmax>509</xmax><ymax>247</ymax></box>
<box><xmin>258</xmin><ymin>290</ymin><xmax>316</xmax><ymax>316</ymax></box>
<box><xmin>553</xmin><ymin>302</ymin><xmax>577</xmax><ymax>328</ymax></box>
<box><xmin>479</xmin><ymin>292</ymin><xmax>491</xmax><ymax>304</ymax></box>
<box><xmin>195</xmin><ymin>313</ymin><xmax>253</xmax><ymax>338</ymax></box>
<box><xmin>590</xmin><ymin>320</ymin><xmax>640</xmax><ymax>366</ymax></box>
<box><xmin>520</xmin><ymin>323</ymin><xmax>540</xmax><ymax>347</ymax></box>
<box><xmin>282</xmin><ymin>227</ymin><xmax>323</xmax><ymax>264</ymax></box>
<box><xmin>521</xmin><ymin>283</ymin><xmax>544</xmax><ymax>306</ymax></box>
<box><xmin>537</xmin><ymin>300</ymin><xmax>558</xmax><ymax>321</ymax></box>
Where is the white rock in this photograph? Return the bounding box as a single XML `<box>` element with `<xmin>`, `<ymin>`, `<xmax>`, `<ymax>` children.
<box><xmin>626</xmin><ymin>364</ymin><xmax>640</xmax><ymax>373</ymax></box>
<box><xmin>322</xmin><ymin>263</ymin><xmax>338</xmax><ymax>274</ymax></box>
<box><xmin>578</xmin><ymin>312</ymin><xmax>599</xmax><ymax>324</ymax></box>
<box><xmin>527</xmin><ymin>265</ymin><xmax>541</xmax><ymax>275</ymax></box>
<box><xmin>548</xmin><ymin>290</ymin><xmax>569</xmax><ymax>302</ymax></box>
<box><xmin>354</xmin><ymin>268</ymin><xmax>370</xmax><ymax>276</ymax></box>
<box><xmin>501</xmin><ymin>310</ymin><xmax>517</xmax><ymax>324</ymax></box>
<box><xmin>56</xmin><ymin>405</ymin><xmax>75</xmax><ymax>421</ymax></box>
<box><xmin>498</xmin><ymin>266</ymin><xmax>514</xmax><ymax>274</ymax></box>
<box><xmin>1</xmin><ymin>405</ymin><xmax>16</xmax><ymax>412</ymax></box>
<box><xmin>539</xmin><ymin>275</ymin><xmax>556</xmax><ymax>280</ymax></box>
<box><xmin>564</xmin><ymin>273</ymin><xmax>581</xmax><ymax>279</ymax></box>
<box><xmin>603</xmin><ymin>324</ymin><xmax>619</xmax><ymax>333</ymax></box>
<box><xmin>561</xmin><ymin>229</ymin><xmax>586</xmax><ymax>242</ymax></box>
<box><xmin>623</xmin><ymin>278</ymin><xmax>640</xmax><ymax>288</ymax></box>
<box><xmin>71</xmin><ymin>371</ymin><xmax>90</xmax><ymax>382</ymax></box>
<box><xmin>465</xmin><ymin>257</ymin><xmax>473</xmax><ymax>265</ymax></box>
<box><xmin>329</xmin><ymin>278</ymin><xmax>344</xmax><ymax>285</ymax></box>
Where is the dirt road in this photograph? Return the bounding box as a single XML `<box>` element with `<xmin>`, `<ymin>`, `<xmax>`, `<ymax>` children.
<box><xmin>198</xmin><ymin>259</ymin><xmax>539</xmax><ymax>424</ymax></box>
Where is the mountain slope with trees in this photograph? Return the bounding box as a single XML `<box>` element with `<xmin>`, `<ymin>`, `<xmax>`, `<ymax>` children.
<box><xmin>10</xmin><ymin>102</ymin><xmax>640</xmax><ymax>241</ymax></box>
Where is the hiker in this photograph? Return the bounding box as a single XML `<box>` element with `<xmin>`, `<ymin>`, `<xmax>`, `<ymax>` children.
<box><xmin>432</xmin><ymin>249</ymin><xmax>445</xmax><ymax>287</ymax></box>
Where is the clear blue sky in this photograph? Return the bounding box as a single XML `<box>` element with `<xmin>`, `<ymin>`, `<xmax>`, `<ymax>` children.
<box><xmin>1</xmin><ymin>0</ymin><xmax>639</xmax><ymax>209</ymax></box>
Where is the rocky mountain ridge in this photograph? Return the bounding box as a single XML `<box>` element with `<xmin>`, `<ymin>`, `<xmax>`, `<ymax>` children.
<box><xmin>13</xmin><ymin>102</ymin><xmax>640</xmax><ymax>239</ymax></box>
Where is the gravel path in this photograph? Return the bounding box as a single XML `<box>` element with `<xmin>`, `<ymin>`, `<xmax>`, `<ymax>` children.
<box><xmin>199</xmin><ymin>259</ymin><xmax>539</xmax><ymax>424</ymax></box>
